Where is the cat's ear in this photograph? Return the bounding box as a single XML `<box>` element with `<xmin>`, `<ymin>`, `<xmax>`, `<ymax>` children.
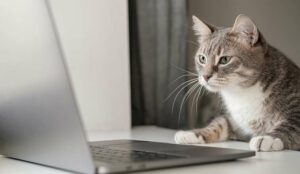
<box><xmin>192</xmin><ymin>15</ymin><xmax>212</xmax><ymax>36</ymax></box>
<box><xmin>231</xmin><ymin>14</ymin><xmax>259</xmax><ymax>46</ymax></box>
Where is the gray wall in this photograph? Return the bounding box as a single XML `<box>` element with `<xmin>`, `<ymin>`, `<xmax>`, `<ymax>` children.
<box><xmin>188</xmin><ymin>0</ymin><xmax>300</xmax><ymax>65</ymax></box>
<box><xmin>49</xmin><ymin>0</ymin><xmax>131</xmax><ymax>131</ymax></box>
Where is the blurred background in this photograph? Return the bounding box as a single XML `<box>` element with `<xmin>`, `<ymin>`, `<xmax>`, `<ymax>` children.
<box><xmin>19</xmin><ymin>0</ymin><xmax>299</xmax><ymax>132</ymax></box>
<box><xmin>129</xmin><ymin>0</ymin><xmax>300</xmax><ymax>129</ymax></box>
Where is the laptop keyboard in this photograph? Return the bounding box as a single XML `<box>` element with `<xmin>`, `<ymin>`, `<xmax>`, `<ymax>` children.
<box><xmin>90</xmin><ymin>146</ymin><xmax>184</xmax><ymax>163</ymax></box>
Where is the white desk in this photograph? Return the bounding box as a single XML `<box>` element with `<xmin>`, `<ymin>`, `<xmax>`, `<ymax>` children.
<box><xmin>0</xmin><ymin>126</ymin><xmax>299</xmax><ymax>174</ymax></box>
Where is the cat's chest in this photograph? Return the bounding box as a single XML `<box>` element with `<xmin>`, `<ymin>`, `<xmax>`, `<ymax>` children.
<box><xmin>221</xmin><ymin>84</ymin><xmax>266</xmax><ymax>135</ymax></box>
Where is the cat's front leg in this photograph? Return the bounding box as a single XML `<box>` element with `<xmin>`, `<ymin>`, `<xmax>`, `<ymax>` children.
<box><xmin>249</xmin><ymin>135</ymin><xmax>284</xmax><ymax>151</ymax></box>
<box><xmin>174</xmin><ymin>117</ymin><xmax>230</xmax><ymax>144</ymax></box>
<box><xmin>248</xmin><ymin>119</ymin><xmax>300</xmax><ymax>152</ymax></box>
<box><xmin>248</xmin><ymin>118</ymin><xmax>300</xmax><ymax>152</ymax></box>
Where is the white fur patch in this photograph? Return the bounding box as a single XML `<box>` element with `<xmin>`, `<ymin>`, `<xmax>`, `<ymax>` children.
<box><xmin>174</xmin><ymin>131</ymin><xmax>205</xmax><ymax>144</ymax></box>
<box><xmin>249</xmin><ymin>135</ymin><xmax>284</xmax><ymax>151</ymax></box>
<box><xmin>221</xmin><ymin>83</ymin><xmax>265</xmax><ymax>135</ymax></box>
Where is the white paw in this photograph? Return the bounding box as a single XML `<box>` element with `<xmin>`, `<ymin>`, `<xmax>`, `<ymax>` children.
<box><xmin>174</xmin><ymin>131</ymin><xmax>205</xmax><ymax>144</ymax></box>
<box><xmin>249</xmin><ymin>135</ymin><xmax>284</xmax><ymax>152</ymax></box>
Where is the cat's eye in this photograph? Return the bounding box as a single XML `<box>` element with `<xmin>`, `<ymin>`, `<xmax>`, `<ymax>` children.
<box><xmin>198</xmin><ymin>55</ymin><xmax>206</xmax><ymax>64</ymax></box>
<box><xmin>219</xmin><ymin>56</ymin><xmax>231</xmax><ymax>65</ymax></box>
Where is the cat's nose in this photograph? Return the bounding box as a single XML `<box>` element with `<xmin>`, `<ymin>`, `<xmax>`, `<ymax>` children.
<box><xmin>203</xmin><ymin>74</ymin><xmax>212</xmax><ymax>82</ymax></box>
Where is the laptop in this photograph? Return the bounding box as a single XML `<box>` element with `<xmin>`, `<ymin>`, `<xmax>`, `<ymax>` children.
<box><xmin>0</xmin><ymin>1</ymin><xmax>255</xmax><ymax>173</ymax></box>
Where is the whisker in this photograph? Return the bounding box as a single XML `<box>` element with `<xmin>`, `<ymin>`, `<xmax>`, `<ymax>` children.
<box><xmin>178</xmin><ymin>82</ymin><xmax>200</xmax><ymax>126</ymax></box>
<box><xmin>204</xmin><ymin>87</ymin><xmax>209</xmax><ymax>96</ymax></box>
<box><xmin>195</xmin><ymin>85</ymin><xmax>203</xmax><ymax>118</ymax></box>
<box><xmin>168</xmin><ymin>74</ymin><xmax>197</xmax><ymax>86</ymax></box>
<box><xmin>172</xmin><ymin>80</ymin><xmax>198</xmax><ymax>114</ymax></box>
<box><xmin>198</xmin><ymin>85</ymin><xmax>207</xmax><ymax>99</ymax></box>
<box><xmin>191</xmin><ymin>84</ymin><xmax>201</xmax><ymax>121</ymax></box>
<box><xmin>171</xmin><ymin>63</ymin><xmax>198</xmax><ymax>76</ymax></box>
<box><xmin>164</xmin><ymin>78</ymin><xmax>198</xmax><ymax>102</ymax></box>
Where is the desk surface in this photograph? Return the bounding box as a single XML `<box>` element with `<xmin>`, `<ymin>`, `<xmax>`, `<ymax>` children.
<box><xmin>1</xmin><ymin>126</ymin><xmax>299</xmax><ymax>174</ymax></box>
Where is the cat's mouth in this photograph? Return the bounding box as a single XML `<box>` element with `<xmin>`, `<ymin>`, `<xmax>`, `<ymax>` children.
<box><xmin>199</xmin><ymin>78</ymin><xmax>222</xmax><ymax>92</ymax></box>
<box><xmin>204</xmin><ymin>83</ymin><xmax>221</xmax><ymax>92</ymax></box>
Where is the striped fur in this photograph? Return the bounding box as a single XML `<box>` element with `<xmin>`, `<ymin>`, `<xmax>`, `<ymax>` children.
<box><xmin>175</xmin><ymin>15</ymin><xmax>300</xmax><ymax>151</ymax></box>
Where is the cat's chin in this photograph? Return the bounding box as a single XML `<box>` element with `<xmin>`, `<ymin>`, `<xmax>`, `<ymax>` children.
<box><xmin>203</xmin><ymin>84</ymin><xmax>221</xmax><ymax>93</ymax></box>
<box><xmin>199</xmin><ymin>80</ymin><xmax>222</xmax><ymax>92</ymax></box>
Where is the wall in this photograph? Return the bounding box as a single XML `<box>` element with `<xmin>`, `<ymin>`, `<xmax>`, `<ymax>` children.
<box><xmin>48</xmin><ymin>0</ymin><xmax>131</xmax><ymax>131</ymax></box>
<box><xmin>188</xmin><ymin>0</ymin><xmax>300</xmax><ymax>66</ymax></box>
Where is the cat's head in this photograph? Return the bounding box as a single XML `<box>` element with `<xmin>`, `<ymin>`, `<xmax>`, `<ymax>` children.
<box><xmin>193</xmin><ymin>14</ymin><xmax>267</xmax><ymax>92</ymax></box>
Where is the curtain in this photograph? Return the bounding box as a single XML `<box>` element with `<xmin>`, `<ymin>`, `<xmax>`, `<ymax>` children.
<box><xmin>129</xmin><ymin>0</ymin><xmax>220</xmax><ymax>129</ymax></box>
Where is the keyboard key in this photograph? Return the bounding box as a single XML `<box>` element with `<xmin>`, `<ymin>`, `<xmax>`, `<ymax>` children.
<box><xmin>90</xmin><ymin>146</ymin><xmax>183</xmax><ymax>163</ymax></box>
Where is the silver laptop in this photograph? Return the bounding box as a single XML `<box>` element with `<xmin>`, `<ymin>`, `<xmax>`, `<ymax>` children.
<box><xmin>0</xmin><ymin>1</ymin><xmax>255</xmax><ymax>173</ymax></box>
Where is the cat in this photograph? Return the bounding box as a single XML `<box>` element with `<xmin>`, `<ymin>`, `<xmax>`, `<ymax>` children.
<box><xmin>174</xmin><ymin>14</ymin><xmax>300</xmax><ymax>151</ymax></box>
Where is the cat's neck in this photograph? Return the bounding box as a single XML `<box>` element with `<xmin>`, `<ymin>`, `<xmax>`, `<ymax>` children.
<box><xmin>220</xmin><ymin>82</ymin><xmax>266</xmax><ymax>136</ymax></box>
<box><xmin>220</xmin><ymin>83</ymin><xmax>265</xmax><ymax>104</ymax></box>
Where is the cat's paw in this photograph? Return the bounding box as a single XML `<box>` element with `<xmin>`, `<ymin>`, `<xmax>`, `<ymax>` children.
<box><xmin>174</xmin><ymin>131</ymin><xmax>205</xmax><ymax>144</ymax></box>
<box><xmin>249</xmin><ymin>135</ymin><xmax>284</xmax><ymax>152</ymax></box>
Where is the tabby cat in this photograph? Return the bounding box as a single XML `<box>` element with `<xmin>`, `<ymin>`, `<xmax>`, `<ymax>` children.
<box><xmin>174</xmin><ymin>14</ymin><xmax>300</xmax><ymax>151</ymax></box>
